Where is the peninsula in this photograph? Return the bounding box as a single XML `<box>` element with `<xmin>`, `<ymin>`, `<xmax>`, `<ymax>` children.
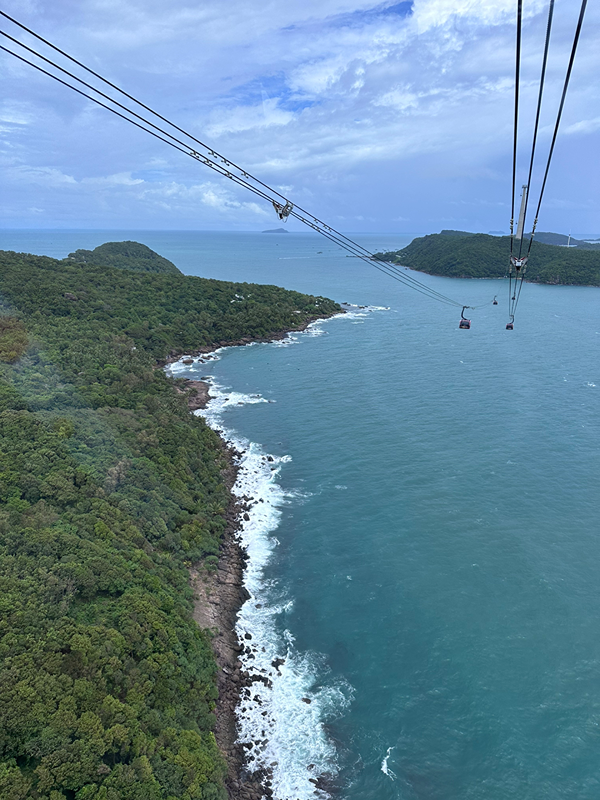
<box><xmin>376</xmin><ymin>230</ymin><xmax>600</xmax><ymax>285</ymax></box>
<box><xmin>0</xmin><ymin>242</ymin><xmax>340</xmax><ymax>799</ymax></box>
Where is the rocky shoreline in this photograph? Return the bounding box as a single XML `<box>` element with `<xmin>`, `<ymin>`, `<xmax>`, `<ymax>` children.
<box><xmin>178</xmin><ymin>369</ymin><xmax>265</xmax><ymax>798</ymax></box>
<box><xmin>170</xmin><ymin>312</ymin><xmax>343</xmax><ymax>800</ymax></box>
<box><xmin>176</xmin><ymin>357</ymin><xmax>280</xmax><ymax>800</ymax></box>
<box><xmin>190</xmin><ymin>437</ymin><xmax>273</xmax><ymax>800</ymax></box>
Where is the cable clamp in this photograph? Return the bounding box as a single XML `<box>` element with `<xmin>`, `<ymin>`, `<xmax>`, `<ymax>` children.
<box><xmin>273</xmin><ymin>200</ymin><xmax>293</xmax><ymax>221</ymax></box>
<box><xmin>510</xmin><ymin>255</ymin><xmax>528</xmax><ymax>271</ymax></box>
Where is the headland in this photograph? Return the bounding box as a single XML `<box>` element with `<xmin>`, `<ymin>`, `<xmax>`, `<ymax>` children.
<box><xmin>0</xmin><ymin>242</ymin><xmax>340</xmax><ymax>799</ymax></box>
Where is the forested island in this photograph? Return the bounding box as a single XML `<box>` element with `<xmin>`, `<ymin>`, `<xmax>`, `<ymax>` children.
<box><xmin>376</xmin><ymin>231</ymin><xmax>600</xmax><ymax>285</ymax></box>
<box><xmin>0</xmin><ymin>243</ymin><xmax>339</xmax><ymax>799</ymax></box>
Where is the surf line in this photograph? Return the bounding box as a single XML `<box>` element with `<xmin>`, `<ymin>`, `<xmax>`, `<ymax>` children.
<box><xmin>167</xmin><ymin>319</ymin><xmax>342</xmax><ymax>799</ymax></box>
<box><xmin>167</xmin><ymin>307</ymin><xmax>385</xmax><ymax>799</ymax></box>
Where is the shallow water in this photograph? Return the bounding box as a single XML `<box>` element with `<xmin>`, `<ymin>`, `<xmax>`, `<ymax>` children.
<box><xmin>7</xmin><ymin>230</ymin><xmax>600</xmax><ymax>799</ymax></box>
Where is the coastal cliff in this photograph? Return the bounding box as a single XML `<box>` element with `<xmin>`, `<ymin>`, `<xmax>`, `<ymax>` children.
<box><xmin>0</xmin><ymin>245</ymin><xmax>340</xmax><ymax>799</ymax></box>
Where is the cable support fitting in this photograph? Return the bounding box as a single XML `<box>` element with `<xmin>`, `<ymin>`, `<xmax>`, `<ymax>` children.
<box><xmin>273</xmin><ymin>200</ymin><xmax>293</xmax><ymax>221</ymax></box>
<box><xmin>510</xmin><ymin>254</ymin><xmax>528</xmax><ymax>271</ymax></box>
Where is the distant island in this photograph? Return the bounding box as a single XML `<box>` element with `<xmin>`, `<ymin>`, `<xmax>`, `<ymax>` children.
<box><xmin>262</xmin><ymin>227</ymin><xmax>289</xmax><ymax>234</ymax></box>
<box><xmin>376</xmin><ymin>230</ymin><xmax>600</xmax><ymax>285</ymax></box>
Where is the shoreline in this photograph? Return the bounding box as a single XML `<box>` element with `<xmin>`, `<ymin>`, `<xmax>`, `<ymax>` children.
<box><xmin>176</xmin><ymin>311</ymin><xmax>344</xmax><ymax>800</ymax></box>
<box><xmin>190</xmin><ymin>437</ymin><xmax>273</xmax><ymax>800</ymax></box>
<box><xmin>159</xmin><ymin>315</ymin><xmax>336</xmax><ymax>370</ymax></box>
<box><xmin>393</xmin><ymin>263</ymin><xmax>600</xmax><ymax>286</ymax></box>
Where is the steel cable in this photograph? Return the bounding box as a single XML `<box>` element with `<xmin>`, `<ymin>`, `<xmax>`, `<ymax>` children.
<box><xmin>509</xmin><ymin>0</ymin><xmax>587</xmax><ymax>322</ymax></box>
<box><xmin>1</xmin><ymin>14</ymin><xmax>486</xmax><ymax>310</ymax></box>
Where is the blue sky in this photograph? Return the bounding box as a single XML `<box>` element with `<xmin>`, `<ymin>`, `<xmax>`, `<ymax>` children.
<box><xmin>1</xmin><ymin>0</ymin><xmax>598</xmax><ymax>233</ymax></box>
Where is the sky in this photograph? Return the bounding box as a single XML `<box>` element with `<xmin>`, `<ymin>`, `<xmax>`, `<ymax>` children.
<box><xmin>1</xmin><ymin>0</ymin><xmax>599</xmax><ymax>234</ymax></box>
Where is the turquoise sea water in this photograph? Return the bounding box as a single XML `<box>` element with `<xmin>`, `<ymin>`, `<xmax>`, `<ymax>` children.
<box><xmin>4</xmin><ymin>231</ymin><xmax>600</xmax><ymax>799</ymax></box>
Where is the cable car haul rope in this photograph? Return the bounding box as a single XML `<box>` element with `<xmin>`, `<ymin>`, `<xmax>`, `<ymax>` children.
<box><xmin>507</xmin><ymin>0</ymin><xmax>588</xmax><ymax>328</ymax></box>
<box><xmin>0</xmin><ymin>3</ymin><xmax>588</xmax><ymax>331</ymax></box>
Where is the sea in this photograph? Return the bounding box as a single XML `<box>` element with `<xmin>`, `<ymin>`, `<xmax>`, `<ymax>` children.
<box><xmin>3</xmin><ymin>229</ymin><xmax>600</xmax><ymax>800</ymax></box>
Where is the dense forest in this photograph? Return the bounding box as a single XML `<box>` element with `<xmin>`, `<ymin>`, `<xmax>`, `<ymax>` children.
<box><xmin>67</xmin><ymin>241</ymin><xmax>181</xmax><ymax>275</ymax></box>
<box><xmin>0</xmin><ymin>245</ymin><xmax>339</xmax><ymax>799</ymax></box>
<box><xmin>376</xmin><ymin>231</ymin><xmax>600</xmax><ymax>285</ymax></box>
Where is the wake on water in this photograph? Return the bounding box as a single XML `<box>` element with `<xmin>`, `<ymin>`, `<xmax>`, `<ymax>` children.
<box><xmin>168</xmin><ymin>309</ymin><xmax>385</xmax><ymax>799</ymax></box>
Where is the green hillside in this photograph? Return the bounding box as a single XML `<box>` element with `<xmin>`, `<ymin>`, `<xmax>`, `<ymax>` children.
<box><xmin>376</xmin><ymin>231</ymin><xmax>600</xmax><ymax>285</ymax></box>
<box><xmin>68</xmin><ymin>241</ymin><xmax>182</xmax><ymax>275</ymax></box>
<box><xmin>0</xmin><ymin>249</ymin><xmax>339</xmax><ymax>799</ymax></box>
<box><xmin>528</xmin><ymin>231</ymin><xmax>600</xmax><ymax>249</ymax></box>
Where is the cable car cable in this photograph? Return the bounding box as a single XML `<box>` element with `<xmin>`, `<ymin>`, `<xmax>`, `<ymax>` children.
<box><xmin>516</xmin><ymin>0</ymin><xmax>555</xmax><ymax>261</ymax></box>
<box><xmin>508</xmin><ymin>0</ymin><xmax>587</xmax><ymax>323</ymax></box>
<box><xmin>1</xmin><ymin>32</ymin><xmax>468</xmax><ymax>310</ymax></box>
<box><xmin>1</xmin><ymin>15</ymin><xmax>497</xmax><ymax>314</ymax></box>
<box><xmin>0</xmin><ymin>6</ymin><xmax>466</xmax><ymax>304</ymax></box>
<box><xmin>508</xmin><ymin>0</ymin><xmax>553</xmax><ymax>322</ymax></box>
<box><xmin>508</xmin><ymin>0</ymin><xmax>523</xmax><ymax>319</ymax></box>
<box><xmin>523</xmin><ymin>0</ymin><xmax>587</xmax><ymax>258</ymax></box>
<box><xmin>3</xmin><ymin>7</ymin><xmax>442</xmax><ymax>284</ymax></box>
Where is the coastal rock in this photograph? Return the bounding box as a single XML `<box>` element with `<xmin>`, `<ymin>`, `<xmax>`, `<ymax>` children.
<box><xmin>271</xmin><ymin>657</ymin><xmax>285</xmax><ymax>674</ymax></box>
<box><xmin>176</xmin><ymin>379</ymin><xmax>211</xmax><ymax>411</ymax></box>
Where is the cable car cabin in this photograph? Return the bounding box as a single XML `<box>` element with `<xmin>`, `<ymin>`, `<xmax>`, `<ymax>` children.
<box><xmin>459</xmin><ymin>318</ymin><xmax>471</xmax><ymax>329</ymax></box>
<box><xmin>506</xmin><ymin>322</ymin><xmax>514</xmax><ymax>330</ymax></box>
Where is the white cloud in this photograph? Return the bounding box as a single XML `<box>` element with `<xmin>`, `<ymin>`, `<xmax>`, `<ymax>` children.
<box><xmin>0</xmin><ymin>101</ymin><xmax>33</xmax><ymax>126</ymax></box>
<box><xmin>136</xmin><ymin>179</ymin><xmax>271</xmax><ymax>217</ymax></box>
<box><xmin>0</xmin><ymin>0</ymin><xmax>598</xmax><ymax>231</ymax></box>
<box><xmin>563</xmin><ymin>117</ymin><xmax>600</xmax><ymax>136</ymax></box>
<box><xmin>14</xmin><ymin>165</ymin><xmax>77</xmax><ymax>187</ymax></box>
<box><xmin>206</xmin><ymin>99</ymin><xmax>295</xmax><ymax>137</ymax></box>
<box><xmin>82</xmin><ymin>171</ymin><xmax>144</xmax><ymax>187</ymax></box>
<box><xmin>411</xmin><ymin>0</ymin><xmax>545</xmax><ymax>31</ymax></box>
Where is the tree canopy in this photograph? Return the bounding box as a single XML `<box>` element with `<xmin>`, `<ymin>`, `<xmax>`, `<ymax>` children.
<box><xmin>376</xmin><ymin>231</ymin><xmax>600</xmax><ymax>285</ymax></box>
<box><xmin>0</xmin><ymin>248</ymin><xmax>339</xmax><ymax>799</ymax></box>
<box><xmin>67</xmin><ymin>241</ymin><xmax>181</xmax><ymax>275</ymax></box>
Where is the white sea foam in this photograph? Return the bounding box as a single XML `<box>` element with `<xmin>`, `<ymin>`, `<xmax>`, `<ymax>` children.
<box><xmin>167</xmin><ymin>308</ymin><xmax>389</xmax><ymax>798</ymax></box>
<box><xmin>166</xmin><ymin>351</ymin><xmax>222</xmax><ymax>376</ymax></box>
<box><xmin>192</xmin><ymin>375</ymin><xmax>351</xmax><ymax>800</ymax></box>
<box><xmin>270</xmin><ymin>336</ymin><xmax>299</xmax><ymax>347</ymax></box>
<box><xmin>381</xmin><ymin>747</ymin><xmax>397</xmax><ymax>780</ymax></box>
<box><xmin>338</xmin><ymin>303</ymin><xmax>389</xmax><ymax>319</ymax></box>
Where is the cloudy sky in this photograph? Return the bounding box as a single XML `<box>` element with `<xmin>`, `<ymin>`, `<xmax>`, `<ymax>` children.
<box><xmin>1</xmin><ymin>0</ymin><xmax>598</xmax><ymax>233</ymax></box>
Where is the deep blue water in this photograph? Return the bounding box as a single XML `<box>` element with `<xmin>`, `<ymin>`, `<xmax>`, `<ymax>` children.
<box><xmin>5</xmin><ymin>230</ymin><xmax>600</xmax><ymax>799</ymax></box>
